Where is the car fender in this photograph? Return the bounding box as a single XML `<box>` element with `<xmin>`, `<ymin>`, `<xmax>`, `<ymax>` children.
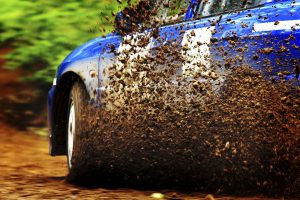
<box><xmin>56</xmin><ymin>58</ymin><xmax>99</xmax><ymax>102</ymax></box>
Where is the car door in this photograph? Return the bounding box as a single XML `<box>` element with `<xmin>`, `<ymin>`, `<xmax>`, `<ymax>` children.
<box><xmin>251</xmin><ymin>0</ymin><xmax>300</xmax><ymax>81</ymax></box>
<box><xmin>189</xmin><ymin>0</ymin><xmax>267</xmax><ymax>88</ymax></box>
<box><xmin>192</xmin><ymin>0</ymin><xmax>300</xmax><ymax>83</ymax></box>
<box><xmin>151</xmin><ymin>0</ymin><xmax>265</xmax><ymax>92</ymax></box>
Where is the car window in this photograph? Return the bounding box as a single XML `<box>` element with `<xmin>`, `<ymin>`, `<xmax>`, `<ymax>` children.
<box><xmin>168</xmin><ymin>0</ymin><xmax>190</xmax><ymax>17</ymax></box>
<box><xmin>197</xmin><ymin>0</ymin><xmax>265</xmax><ymax>17</ymax></box>
<box><xmin>155</xmin><ymin>0</ymin><xmax>190</xmax><ymax>22</ymax></box>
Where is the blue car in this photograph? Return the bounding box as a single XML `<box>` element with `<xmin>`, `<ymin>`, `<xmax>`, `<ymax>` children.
<box><xmin>48</xmin><ymin>0</ymin><xmax>299</xmax><ymax>175</ymax></box>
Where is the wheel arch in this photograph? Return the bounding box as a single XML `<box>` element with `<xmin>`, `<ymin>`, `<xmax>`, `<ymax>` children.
<box><xmin>50</xmin><ymin>72</ymin><xmax>87</xmax><ymax>156</ymax></box>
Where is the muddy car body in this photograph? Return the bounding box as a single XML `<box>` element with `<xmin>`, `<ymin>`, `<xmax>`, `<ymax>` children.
<box><xmin>48</xmin><ymin>0</ymin><xmax>299</xmax><ymax>176</ymax></box>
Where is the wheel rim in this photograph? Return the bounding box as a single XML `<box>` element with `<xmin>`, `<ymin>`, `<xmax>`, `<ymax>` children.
<box><xmin>68</xmin><ymin>100</ymin><xmax>75</xmax><ymax>169</ymax></box>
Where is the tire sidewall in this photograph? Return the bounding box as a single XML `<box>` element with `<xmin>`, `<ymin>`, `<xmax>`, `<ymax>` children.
<box><xmin>66</xmin><ymin>81</ymin><xmax>89</xmax><ymax>173</ymax></box>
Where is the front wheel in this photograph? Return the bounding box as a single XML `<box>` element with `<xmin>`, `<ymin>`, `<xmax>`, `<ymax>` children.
<box><xmin>67</xmin><ymin>81</ymin><xmax>89</xmax><ymax>175</ymax></box>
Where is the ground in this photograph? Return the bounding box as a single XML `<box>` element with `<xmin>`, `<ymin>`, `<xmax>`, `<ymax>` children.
<box><xmin>0</xmin><ymin>122</ymin><xmax>282</xmax><ymax>200</ymax></box>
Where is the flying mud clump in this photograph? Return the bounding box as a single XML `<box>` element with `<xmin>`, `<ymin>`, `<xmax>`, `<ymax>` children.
<box><xmin>70</xmin><ymin>0</ymin><xmax>300</xmax><ymax>197</ymax></box>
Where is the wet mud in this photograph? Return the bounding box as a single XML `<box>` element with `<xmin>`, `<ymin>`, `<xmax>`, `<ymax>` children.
<box><xmin>70</xmin><ymin>65</ymin><xmax>299</xmax><ymax>198</ymax></box>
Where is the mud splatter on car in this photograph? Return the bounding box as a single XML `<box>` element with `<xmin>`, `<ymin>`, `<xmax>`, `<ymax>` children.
<box><xmin>49</xmin><ymin>0</ymin><xmax>300</xmax><ymax>198</ymax></box>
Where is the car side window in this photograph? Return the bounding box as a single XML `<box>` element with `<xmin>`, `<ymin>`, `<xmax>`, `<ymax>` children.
<box><xmin>167</xmin><ymin>0</ymin><xmax>190</xmax><ymax>17</ymax></box>
<box><xmin>155</xmin><ymin>0</ymin><xmax>190</xmax><ymax>22</ymax></box>
<box><xmin>197</xmin><ymin>0</ymin><xmax>265</xmax><ymax>17</ymax></box>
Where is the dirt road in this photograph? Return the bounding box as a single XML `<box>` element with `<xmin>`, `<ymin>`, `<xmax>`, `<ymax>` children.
<box><xmin>0</xmin><ymin>123</ymin><xmax>285</xmax><ymax>200</ymax></box>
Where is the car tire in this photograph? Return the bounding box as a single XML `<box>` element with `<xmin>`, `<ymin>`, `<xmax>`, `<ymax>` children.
<box><xmin>66</xmin><ymin>80</ymin><xmax>89</xmax><ymax>177</ymax></box>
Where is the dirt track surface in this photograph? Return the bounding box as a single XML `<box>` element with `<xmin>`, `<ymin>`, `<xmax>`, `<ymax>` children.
<box><xmin>0</xmin><ymin>123</ymin><xmax>284</xmax><ymax>200</ymax></box>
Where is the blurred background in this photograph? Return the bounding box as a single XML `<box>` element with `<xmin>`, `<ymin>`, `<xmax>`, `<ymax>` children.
<box><xmin>0</xmin><ymin>0</ymin><xmax>128</xmax><ymax>134</ymax></box>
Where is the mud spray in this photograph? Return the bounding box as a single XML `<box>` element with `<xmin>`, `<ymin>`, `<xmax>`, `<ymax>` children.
<box><xmin>69</xmin><ymin>0</ymin><xmax>299</xmax><ymax>198</ymax></box>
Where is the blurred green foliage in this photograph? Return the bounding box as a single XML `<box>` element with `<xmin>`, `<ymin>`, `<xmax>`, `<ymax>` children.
<box><xmin>0</xmin><ymin>0</ymin><xmax>125</xmax><ymax>84</ymax></box>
